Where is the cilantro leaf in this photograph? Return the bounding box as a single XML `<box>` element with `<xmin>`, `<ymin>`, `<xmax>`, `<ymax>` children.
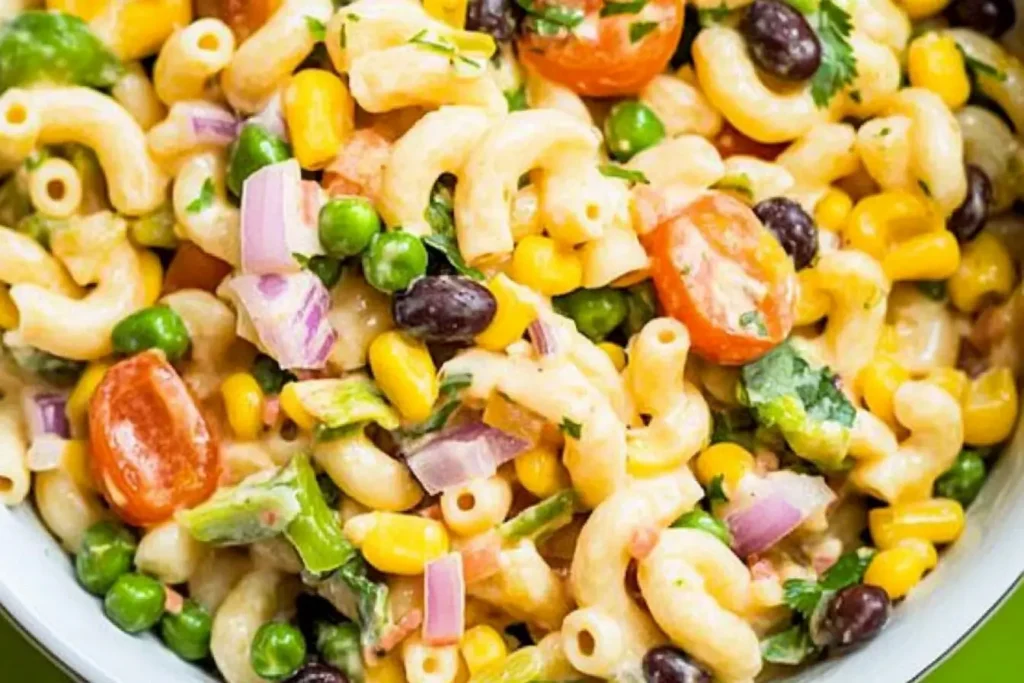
<box><xmin>697</xmin><ymin>2</ymin><xmax>733</xmax><ymax>26</ymax></box>
<box><xmin>408</xmin><ymin>29</ymin><xmax>456</xmax><ymax>55</ymax></box>
<box><xmin>186</xmin><ymin>178</ymin><xmax>215</xmax><ymax>214</ymax></box>
<box><xmin>809</xmin><ymin>0</ymin><xmax>857</xmax><ymax>108</ymax></box>
<box><xmin>819</xmin><ymin>548</ymin><xmax>875</xmax><ymax>591</ymax></box>
<box><xmin>629</xmin><ymin>20</ymin><xmax>659</xmax><ymax>43</ymax></box>
<box><xmin>599</xmin><ymin>164</ymin><xmax>650</xmax><ymax>186</ymax></box>
<box><xmin>783</xmin><ymin>579</ymin><xmax>824</xmax><ymax>620</ymax></box>
<box><xmin>305</xmin><ymin>16</ymin><xmax>327</xmax><ymax>41</ymax></box>
<box><xmin>601</xmin><ymin>0</ymin><xmax>648</xmax><ymax>16</ymax></box>
<box><xmin>397</xmin><ymin>372</ymin><xmax>473</xmax><ymax>439</ymax></box>
<box><xmin>956</xmin><ymin>44</ymin><xmax>1007</xmax><ymax>82</ymax></box>
<box><xmin>710</xmin><ymin>172</ymin><xmax>754</xmax><ymax>199</ymax></box>
<box><xmin>439</xmin><ymin>372</ymin><xmax>473</xmax><ymax>395</ymax></box>
<box><xmin>706</xmin><ymin>474</ymin><xmax>729</xmax><ymax>504</ymax></box>
<box><xmin>504</xmin><ymin>85</ymin><xmax>529</xmax><ymax>112</ymax></box>
<box><xmin>559</xmin><ymin>417</ymin><xmax>583</xmax><ymax>439</ymax></box>
<box><xmin>918</xmin><ymin>179</ymin><xmax>932</xmax><ymax>197</ymax></box>
<box><xmin>916</xmin><ymin>280</ymin><xmax>946</xmax><ymax>301</ymax></box>
<box><xmin>739</xmin><ymin>310</ymin><xmax>768</xmax><ymax>337</ymax></box>
<box><xmin>761</xmin><ymin>625</ymin><xmax>816</xmax><ymax>665</ymax></box>
<box><xmin>423</xmin><ymin>234</ymin><xmax>484</xmax><ymax>280</ymax></box>
<box><xmin>516</xmin><ymin>0</ymin><xmax>585</xmax><ymax>29</ymax></box>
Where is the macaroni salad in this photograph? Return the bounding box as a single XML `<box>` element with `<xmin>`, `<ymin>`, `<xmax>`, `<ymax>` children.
<box><xmin>0</xmin><ymin>0</ymin><xmax>1021</xmax><ymax>682</ymax></box>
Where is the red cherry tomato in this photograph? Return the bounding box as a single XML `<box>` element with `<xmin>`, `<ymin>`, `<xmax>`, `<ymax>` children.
<box><xmin>162</xmin><ymin>242</ymin><xmax>233</xmax><ymax>295</ymax></box>
<box><xmin>194</xmin><ymin>0</ymin><xmax>281</xmax><ymax>41</ymax></box>
<box><xmin>518</xmin><ymin>0</ymin><xmax>685</xmax><ymax>97</ymax></box>
<box><xmin>643</xmin><ymin>192</ymin><xmax>796</xmax><ymax>365</ymax></box>
<box><xmin>714</xmin><ymin>123</ymin><xmax>788</xmax><ymax>161</ymax></box>
<box><xmin>89</xmin><ymin>351</ymin><xmax>220</xmax><ymax>525</ymax></box>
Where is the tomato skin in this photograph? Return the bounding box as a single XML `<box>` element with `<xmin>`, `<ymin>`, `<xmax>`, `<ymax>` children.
<box><xmin>163</xmin><ymin>242</ymin><xmax>233</xmax><ymax>295</ymax></box>
<box><xmin>713</xmin><ymin>123</ymin><xmax>788</xmax><ymax>161</ymax></box>
<box><xmin>194</xmin><ymin>0</ymin><xmax>281</xmax><ymax>41</ymax></box>
<box><xmin>89</xmin><ymin>351</ymin><xmax>220</xmax><ymax>525</ymax></box>
<box><xmin>518</xmin><ymin>0</ymin><xmax>685</xmax><ymax>97</ymax></box>
<box><xmin>644</xmin><ymin>192</ymin><xmax>796</xmax><ymax>365</ymax></box>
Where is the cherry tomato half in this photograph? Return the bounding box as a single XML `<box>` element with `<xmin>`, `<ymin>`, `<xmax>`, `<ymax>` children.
<box><xmin>162</xmin><ymin>242</ymin><xmax>233</xmax><ymax>295</ymax></box>
<box><xmin>518</xmin><ymin>0</ymin><xmax>685</xmax><ymax>97</ymax></box>
<box><xmin>644</xmin><ymin>192</ymin><xmax>796</xmax><ymax>365</ymax></box>
<box><xmin>194</xmin><ymin>0</ymin><xmax>281</xmax><ymax>41</ymax></box>
<box><xmin>714</xmin><ymin>123</ymin><xmax>788</xmax><ymax>162</ymax></box>
<box><xmin>89</xmin><ymin>350</ymin><xmax>220</xmax><ymax>525</ymax></box>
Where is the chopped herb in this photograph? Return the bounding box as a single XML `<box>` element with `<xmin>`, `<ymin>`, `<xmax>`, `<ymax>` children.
<box><xmin>761</xmin><ymin>625</ymin><xmax>815</xmax><ymax>665</ymax></box>
<box><xmin>957</xmin><ymin>44</ymin><xmax>1007</xmax><ymax>82</ymax></box>
<box><xmin>917</xmin><ymin>179</ymin><xmax>931</xmax><ymax>197</ymax></box>
<box><xmin>409</xmin><ymin>29</ymin><xmax>456</xmax><ymax>55</ymax></box>
<box><xmin>848</xmin><ymin>89</ymin><xmax>862</xmax><ymax>103</ymax></box>
<box><xmin>809</xmin><ymin>0</ymin><xmax>858</xmax><ymax>109</ymax></box>
<box><xmin>598</xmin><ymin>164</ymin><xmax>650</xmax><ymax>186</ymax></box>
<box><xmin>601</xmin><ymin>0</ymin><xmax>649</xmax><ymax>16</ymax></box>
<box><xmin>186</xmin><ymin>178</ymin><xmax>215</xmax><ymax>214</ymax></box>
<box><xmin>305</xmin><ymin>16</ymin><xmax>327</xmax><ymax>41</ymax></box>
<box><xmin>629</xmin><ymin>20</ymin><xmax>659</xmax><ymax>43</ymax></box>
<box><xmin>559</xmin><ymin>417</ymin><xmax>583</xmax><ymax>440</ymax></box>
<box><xmin>516</xmin><ymin>0</ymin><xmax>585</xmax><ymax>29</ymax></box>
<box><xmin>24</xmin><ymin>148</ymin><xmax>50</xmax><ymax>171</ymax></box>
<box><xmin>339</xmin><ymin>23</ymin><xmax>346</xmax><ymax>48</ymax></box>
<box><xmin>706</xmin><ymin>474</ymin><xmax>729</xmax><ymax>504</ymax></box>
<box><xmin>711</xmin><ymin>173</ymin><xmax>754</xmax><ymax>199</ymax></box>
<box><xmin>739</xmin><ymin>310</ymin><xmax>768</xmax><ymax>337</ymax></box>
<box><xmin>697</xmin><ymin>3</ymin><xmax>732</xmax><ymax>26</ymax></box>
<box><xmin>783</xmin><ymin>579</ymin><xmax>824</xmax><ymax>620</ymax></box>
<box><xmin>439</xmin><ymin>372</ymin><xmax>473</xmax><ymax>395</ymax></box>
<box><xmin>347</xmin><ymin>12</ymin><xmax>360</xmax><ymax>21</ymax></box>
<box><xmin>397</xmin><ymin>372</ymin><xmax>473</xmax><ymax>439</ymax></box>
<box><xmin>504</xmin><ymin>85</ymin><xmax>529</xmax><ymax>112</ymax></box>
<box><xmin>423</xmin><ymin>234</ymin><xmax>484</xmax><ymax>280</ymax></box>
<box><xmin>819</xmin><ymin>548</ymin><xmax>875</xmax><ymax>590</ymax></box>
<box><xmin>878</xmin><ymin>127</ymin><xmax>891</xmax><ymax>136</ymax></box>
<box><xmin>916</xmin><ymin>280</ymin><xmax>947</xmax><ymax>301</ymax></box>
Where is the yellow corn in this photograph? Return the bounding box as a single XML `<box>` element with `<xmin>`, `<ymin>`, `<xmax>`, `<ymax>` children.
<box><xmin>46</xmin><ymin>0</ymin><xmax>110</xmax><ymax>22</ymax></box>
<box><xmin>948</xmin><ymin>233</ymin><xmax>1017</xmax><ymax>314</ymax></box>
<box><xmin>844</xmin><ymin>191</ymin><xmax>935</xmax><ymax>260</ymax></box>
<box><xmin>898</xmin><ymin>0</ymin><xmax>953</xmax><ymax>20</ymax></box>
<box><xmin>460</xmin><ymin>625</ymin><xmax>509</xmax><ymax>676</ymax></box>
<box><xmin>795</xmin><ymin>268</ymin><xmax>830</xmax><ymax>326</ymax></box>
<box><xmin>280</xmin><ymin>382</ymin><xmax>317</xmax><ymax>431</ymax></box>
<box><xmin>0</xmin><ymin>285</ymin><xmax>19</xmax><ymax>330</ymax></box>
<box><xmin>63</xmin><ymin>439</ymin><xmax>96</xmax><ymax>492</ymax></box>
<box><xmin>597</xmin><ymin>342</ymin><xmax>627</xmax><ymax>371</ymax></box>
<box><xmin>475</xmin><ymin>274</ymin><xmax>537</xmax><ymax>351</ymax></box>
<box><xmin>694</xmin><ymin>443</ymin><xmax>755</xmax><ymax>489</ymax></box>
<box><xmin>869</xmin><ymin>498</ymin><xmax>966</xmax><ymax>549</ymax></box>
<box><xmin>882</xmin><ymin>230</ymin><xmax>960</xmax><ymax>282</ymax></box>
<box><xmin>361</xmin><ymin>512</ymin><xmax>450</xmax><ymax>575</ymax></box>
<box><xmin>896</xmin><ymin>537</ymin><xmax>938</xmax><ymax>571</ymax></box>
<box><xmin>365</xmin><ymin>652</ymin><xmax>406</xmax><ymax>683</ymax></box>
<box><xmin>510</xmin><ymin>235</ymin><xmax>583</xmax><ymax>297</ymax></box>
<box><xmin>814</xmin><ymin>187</ymin><xmax>854</xmax><ymax>233</ymax></box>
<box><xmin>925</xmin><ymin>367</ymin><xmax>969</xmax><ymax>402</ymax></box>
<box><xmin>859</xmin><ymin>356</ymin><xmax>911</xmax><ymax>429</ymax></box>
<box><xmin>369</xmin><ymin>331</ymin><xmax>439</xmax><ymax>423</ymax></box>
<box><xmin>962</xmin><ymin>366</ymin><xmax>1019</xmax><ymax>446</ymax></box>
<box><xmin>66</xmin><ymin>362</ymin><xmax>109</xmax><ymax>437</ymax></box>
<box><xmin>908</xmin><ymin>33</ymin><xmax>971</xmax><ymax>109</ymax></box>
<box><xmin>138</xmin><ymin>249</ymin><xmax>163</xmax><ymax>306</ymax></box>
<box><xmin>220</xmin><ymin>373</ymin><xmax>265</xmax><ymax>441</ymax></box>
<box><xmin>864</xmin><ymin>546</ymin><xmax>927</xmax><ymax>599</ymax></box>
<box><xmin>876</xmin><ymin>324</ymin><xmax>900</xmax><ymax>355</ymax></box>
<box><xmin>284</xmin><ymin>69</ymin><xmax>354</xmax><ymax>171</ymax></box>
<box><xmin>114</xmin><ymin>0</ymin><xmax>193</xmax><ymax>60</ymax></box>
<box><xmin>514</xmin><ymin>444</ymin><xmax>571</xmax><ymax>499</ymax></box>
<box><xmin>424</xmin><ymin>0</ymin><xmax>469</xmax><ymax>28</ymax></box>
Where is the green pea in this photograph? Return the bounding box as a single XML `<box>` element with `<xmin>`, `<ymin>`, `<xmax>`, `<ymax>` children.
<box><xmin>75</xmin><ymin>521</ymin><xmax>136</xmax><ymax>596</ymax></box>
<box><xmin>161</xmin><ymin>599</ymin><xmax>213</xmax><ymax>662</ymax></box>
<box><xmin>104</xmin><ymin>573</ymin><xmax>166</xmax><ymax>634</ymax></box>
<box><xmin>604</xmin><ymin>101</ymin><xmax>665</xmax><ymax>162</ymax></box>
<box><xmin>623</xmin><ymin>281</ymin><xmax>658</xmax><ymax>338</ymax></box>
<box><xmin>554</xmin><ymin>288</ymin><xmax>628</xmax><ymax>342</ymax></box>
<box><xmin>307</xmin><ymin>255</ymin><xmax>344</xmax><ymax>289</ymax></box>
<box><xmin>934</xmin><ymin>449</ymin><xmax>987</xmax><ymax>507</ymax></box>
<box><xmin>111</xmin><ymin>305</ymin><xmax>191</xmax><ymax>361</ymax></box>
<box><xmin>128</xmin><ymin>203</ymin><xmax>178</xmax><ymax>249</ymax></box>
<box><xmin>672</xmin><ymin>509</ymin><xmax>732</xmax><ymax>545</ymax></box>
<box><xmin>250</xmin><ymin>622</ymin><xmax>307</xmax><ymax>680</ymax></box>
<box><xmin>251</xmin><ymin>353</ymin><xmax>296</xmax><ymax>395</ymax></box>
<box><xmin>315</xmin><ymin>622</ymin><xmax>363</xmax><ymax>681</ymax></box>
<box><xmin>319</xmin><ymin>197</ymin><xmax>382</xmax><ymax>258</ymax></box>
<box><xmin>361</xmin><ymin>231</ymin><xmax>428</xmax><ymax>294</ymax></box>
<box><xmin>227</xmin><ymin>124</ymin><xmax>292</xmax><ymax>197</ymax></box>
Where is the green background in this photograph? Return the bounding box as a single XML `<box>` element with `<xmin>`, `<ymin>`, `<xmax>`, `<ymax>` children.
<box><xmin>1</xmin><ymin>585</ymin><xmax>1022</xmax><ymax>681</ymax></box>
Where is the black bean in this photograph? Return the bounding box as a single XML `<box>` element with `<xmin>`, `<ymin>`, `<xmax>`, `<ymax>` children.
<box><xmin>945</xmin><ymin>0</ymin><xmax>1016</xmax><ymax>38</ymax></box>
<box><xmin>819</xmin><ymin>584</ymin><xmax>891</xmax><ymax>650</ymax></box>
<box><xmin>466</xmin><ymin>0</ymin><xmax>520</xmax><ymax>42</ymax></box>
<box><xmin>741</xmin><ymin>0</ymin><xmax>822</xmax><ymax>81</ymax></box>
<box><xmin>392</xmin><ymin>275</ymin><xmax>497</xmax><ymax>343</ymax></box>
<box><xmin>947</xmin><ymin>165</ymin><xmax>992</xmax><ymax>243</ymax></box>
<box><xmin>284</xmin><ymin>662</ymin><xmax>347</xmax><ymax>683</ymax></box>
<box><xmin>753</xmin><ymin>197</ymin><xmax>818</xmax><ymax>269</ymax></box>
<box><xmin>642</xmin><ymin>646</ymin><xmax>712</xmax><ymax>683</ymax></box>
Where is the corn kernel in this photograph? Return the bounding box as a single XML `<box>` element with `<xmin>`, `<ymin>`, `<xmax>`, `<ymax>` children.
<box><xmin>365</xmin><ymin>652</ymin><xmax>406</xmax><ymax>683</ymax></box>
<box><xmin>424</xmin><ymin>0</ymin><xmax>469</xmax><ymax>28</ymax></box>
<box><xmin>864</xmin><ymin>546</ymin><xmax>927</xmax><ymax>599</ymax></box>
<box><xmin>898</xmin><ymin>0</ymin><xmax>953</xmax><ymax>20</ymax></box>
<box><xmin>361</xmin><ymin>512</ymin><xmax>450</xmax><ymax>575</ymax></box>
<box><xmin>844</xmin><ymin>191</ymin><xmax>935</xmax><ymax>261</ymax></box>
<box><xmin>695</xmin><ymin>443</ymin><xmax>755</xmax><ymax>489</ymax></box>
<box><xmin>962</xmin><ymin>366</ymin><xmax>1019</xmax><ymax>446</ymax></box>
<box><xmin>597</xmin><ymin>342</ymin><xmax>627</xmax><ymax>371</ymax></box>
<box><xmin>510</xmin><ymin>235</ymin><xmax>583</xmax><ymax>297</ymax></box>
<box><xmin>948</xmin><ymin>233</ymin><xmax>1017</xmax><ymax>314</ymax></box>
<box><xmin>0</xmin><ymin>285</ymin><xmax>19</xmax><ymax>330</ymax></box>
<box><xmin>908</xmin><ymin>33</ymin><xmax>971</xmax><ymax>109</ymax></box>
<box><xmin>475</xmin><ymin>274</ymin><xmax>537</xmax><ymax>351</ymax></box>
<box><xmin>138</xmin><ymin>249</ymin><xmax>163</xmax><ymax>306</ymax></box>
<box><xmin>869</xmin><ymin>498</ymin><xmax>966</xmax><ymax>549</ymax></box>
<box><xmin>369</xmin><ymin>331</ymin><xmax>439</xmax><ymax>423</ymax></box>
<box><xmin>460</xmin><ymin>625</ymin><xmax>508</xmax><ymax>675</ymax></box>
<box><xmin>795</xmin><ymin>268</ymin><xmax>830</xmax><ymax>326</ymax></box>
<box><xmin>66</xmin><ymin>362</ymin><xmax>109</xmax><ymax>437</ymax></box>
<box><xmin>514</xmin><ymin>444</ymin><xmax>571</xmax><ymax>499</ymax></box>
<box><xmin>859</xmin><ymin>356</ymin><xmax>911</xmax><ymax>429</ymax></box>
<box><xmin>115</xmin><ymin>0</ymin><xmax>193</xmax><ymax>60</ymax></box>
<box><xmin>876</xmin><ymin>324</ymin><xmax>900</xmax><ymax>355</ymax></box>
<box><xmin>46</xmin><ymin>0</ymin><xmax>110</xmax><ymax>22</ymax></box>
<box><xmin>814</xmin><ymin>187</ymin><xmax>853</xmax><ymax>233</ymax></box>
<box><xmin>896</xmin><ymin>537</ymin><xmax>938</xmax><ymax>571</ymax></box>
<box><xmin>220</xmin><ymin>373</ymin><xmax>265</xmax><ymax>441</ymax></box>
<box><xmin>280</xmin><ymin>382</ymin><xmax>316</xmax><ymax>431</ymax></box>
<box><xmin>284</xmin><ymin>69</ymin><xmax>354</xmax><ymax>170</ymax></box>
<box><xmin>925</xmin><ymin>367</ymin><xmax>968</xmax><ymax>402</ymax></box>
<box><xmin>883</xmin><ymin>230</ymin><xmax>960</xmax><ymax>282</ymax></box>
<box><xmin>63</xmin><ymin>439</ymin><xmax>96</xmax><ymax>492</ymax></box>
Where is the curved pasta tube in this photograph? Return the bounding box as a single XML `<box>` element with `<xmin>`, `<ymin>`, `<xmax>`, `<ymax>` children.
<box><xmin>837</xmin><ymin>32</ymin><xmax>901</xmax><ymax>119</ymax></box>
<box><xmin>327</xmin><ymin>267</ymin><xmax>395</xmax><ymax>371</ymax></box>
<box><xmin>885</xmin><ymin>284</ymin><xmax>961</xmax><ymax>374</ymax></box>
<box><xmin>34</xmin><ymin>469</ymin><xmax>106</xmax><ymax>553</ymax></box>
<box><xmin>579</xmin><ymin>223</ymin><xmax>649</xmax><ymax>288</ymax></box>
<box><xmin>135</xmin><ymin>519</ymin><xmax>208</xmax><ymax>585</ymax></box>
<box><xmin>626</xmin><ymin>135</ymin><xmax>725</xmax><ymax>189</ymax></box>
<box><xmin>403</xmin><ymin>636</ymin><xmax>460</xmax><ymax>683</ymax></box>
<box><xmin>638</xmin><ymin>529</ymin><xmax>761</xmax><ymax>683</ymax></box>
<box><xmin>211</xmin><ymin>568</ymin><xmax>286</xmax><ymax>683</ymax></box>
<box><xmin>640</xmin><ymin>74</ymin><xmax>723</xmax><ymax>139</ymax></box>
<box><xmin>850</xmin><ymin>381</ymin><xmax>964</xmax><ymax>503</ymax></box>
<box><xmin>0</xmin><ymin>398</ymin><xmax>29</xmax><ymax>506</ymax></box>
<box><xmin>720</xmin><ymin>156</ymin><xmax>795</xmax><ymax>205</ymax></box>
<box><xmin>851</xmin><ymin>0</ymin><xmax>910</xmax><ymax>54</ymax></box>
<box><xmin>221</xmin><ymin>0</ymin><xmax>333</xmax><ymax>113</ymax></box>
<box><xmin>112</xmin><ymin>62</ymin><xmax>167</xmax><ymax>131</ymax></box>
<box><xmin>162</xmin><ymin>289</ymin><xmax>237</xmax><ymax>399</ymax></box>
<box><xmin>946</xmin><ymin>29</ymin><xmax>1024</xmax><ymax>134</ymax></box>
<box><xmin>149</xmin><ymin>101</ymin><xmax>239</xmax><ymax>169</ymax></box>
<box><xmin>0</xmin><ymin>227</ymin><xmax>81</xmax><ymax>297</ymax></box>
<box><xmin>956</xmin><ymin>106</ymin><xmax>1024</xmax><ymax>212</ymax></box>
<box><xmin>188</xmin><ymin>549</ymin><xmax>254</xmax><ymax>613</ymax></box>
<box><xmin>777</xmin><ymin>123</ymin><xmax>858</xmax><ymax>209</ymax></box>
<box><xmin>525</xmin><ymin>65</ymin><xmax>592</xmax><ymax>123</ymax></box>
<box><xmin>454</xmin><ymin>109</ymin><xmax>601</xmax><ymax>264</ymax></box>
<box><xmin>0</xmin><ymin>88</ymin><xmax>40</xmax><ymax>172</ymax></box>
<box><xmin>564</xmin><ymin>468</ymin><xmax>704</xmax><ymax>678</ymax></box>
<box><xmin>379</xmin><ymin>106</ymin><xmax>492</xmax><ymax>236</ymax></box>
<box><xmin>326</xmin><ymin>0</ymin><xmax>453</xmax><ymax>73</ymax></box>
<box><xmin>172</xmin><ymin>152</ymin><xmax>240</xmax><ymax>266</ymax></box>
<box><xmin>440</xmin><ymin>475</ymin><xmax>512</xmax><ymax>537</ymax></box>
<box><xmin>539</xmin><ymin>164</ymin><xmax>631</xmax><ymax>247</ymax></box>
<box><xmin>314</xmin><ymin>430</ymin><xmax>423</xmax><ymax>512</ymax></box>
<box><xmin>154</xmin><ymin>18</ymin><xmax>236</xmax><ymax>105</ymax></box>
<box><xmin>0</xmin><ymin>87</ymin><xmax>168</xmax><ymax>215</ymax></box>
<box><xmin>28</xmin><ymin>158</ymin><xmax>82</xmax><ymax>218</ymax></box>
<box><xmin>856</xmin><ymin>116</ymin><xmax>914</xmax><ymax>193</ymax></box>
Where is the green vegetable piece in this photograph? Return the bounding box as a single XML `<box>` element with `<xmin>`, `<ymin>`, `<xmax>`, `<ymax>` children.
<box><xmin>934</xmin><ymin>449</ymin><xmax>987</xmax><ymax>507</ymax></box>
<box><xmin>251</xmin><ymin>353</ymin><xmax>296</xmax><ymax>395</ymax></box>
<box><xmin>307</xmin><ymin>255</ymin><xmax>344</xmax><ymax>289</ymax></box>
<box><xmin>319</xmin><ymin>196</ymin><xmax>382</xmax><ymax>258</ymax></box>
<box><xmin>160</xmin><ymin>599</ymin><xmax>213</xmax><ymax>662</ymax></box>
<box><xmin>128</xmin><ymin>203</ymin><xmax>178</xmax><ymax>248</ymax></box>
<box><xmin>250</xmin><ymin>622</ymin><xmax>307</xmax><ymax>680</ymax></box>
<box><xmin>111</xmin><ymin>305</ymin><xmax>192</xmax><ymax>361</ymax></box>
<box><xmin>553</xmin><ymin>287</ymin><xmax>629</xmax><ymax>342</ymax></box>
<box><xmin>361</xmin><ymin>231</ymin><xmax>428</xmax><ymax>294</ymax></box>
<box><xmin>499</xmin><ymin>489</ymin><xmax>577</xmax><ymax>542</ymax></box>
<box><xmin>103</xmin><ymin>573</ymin><xmax>166</xmax><ymax>634</ymax></box>
<box><xmin>782</xmin><ymin>548</ymin><xmax>875</xmax><ymax>619</ymax></box>
<box><xmin>740</xmin><ymin>340</ymin><xmax>856</xmax><ymax>468</ymax></box>
<box><xmin>808</xmin><ymin>0</ymin><xmax>857</xmax><ymax>109</ymax></box>
<box><xmin>316</xmin><ymin>621</ymin><xmax>364</xmax><ymax>682</ymax></box>
<box><xmin>284</xmin><ymin>453</ymin><xmax>356</xmax><ymax>573</ymax></box>
<box><xmin>784</xmin><ymin>0</ymin><xmax>820</xmax><ymax>13</ymax></box>
<box><xmin>710</xmin><ymin>408</ymin><xmax>757</xmax><ymax>449</ymax></box>
<box><xmin>469</xmin><ymin>644</ymin><xmax>545</xmax><ymax>683</ymax></box>
<box><xmin>425</xmin><ymin>178</ymin><xmax>455</xmax><ymax>237</ymax></box>
<box><xmin>783</xmin><ymin>579</ymin><xmax>823</xmax><ymax>619</ymax></box>
<box><xmin>916</xmin><ymin>280</ymin><xmax>947</xmax><ymax>301</ymax></box>
<box><xmin>0</xmin><ymin>12</ymin><xmax>123</xmax><ymax>94</ymax></box>
<box><xmin>74</xmin><ymin>521</ymin><xmax>137</xmax><ymax>596</ymax></box>
<box><xmin>16</xmin><ymin>213</ymin><xmax>64</xmax><ymax>249</ymax></box>
<box><xmin>335</xmin><ymin>554</ymin><xmax>392</xmax><ymax>658</ymax></box>
<box><xmin>603</xmin><ymin>100</ymin><xmax>665</xmax><ymax>162</ymax></box>
<box><xmin>8</xmin><ymin>346</ymin><xmax>85</xmax><ymax>388</ymax></box>
<box><xmin>0</xmin><ymin>171</ymin><xmax>31</xmax><ymax>228</ymax></box>
<box><xmin>290</xmin><ymin>377</ymin><xmax>400</xmax><ymax>433</ymax></box>
<box><xmin>622</xmin><ymin>281</ymin><xmax>658</xmax><ymax>338</ymax></box>
<box><xmin>706</xmin><ymin>474</ymin><xmax>729</xmax><ymax>504</ymax></box>
<box><xmin>227</xmin><ymin>124</ymin><xmax>292</xmax><ymax>197</ymax></box>
<box><xmin>760</xmin><ymin>624</ymin><xmax>815</xmax><ymax>665</ymax></box>
<box><xmin>317</xmin><ymin>472</ymin><xmax>342</xmax><ymax>510</ymax></box>
<box><xmin>504</xmin><ymin>85</ymin><xmax>528</xmax><ymax>112</ymax></box>
<box><xmin>672</xmin><ymin>509</ymin><xmax>732</xmax><ymax>545</ymax></box>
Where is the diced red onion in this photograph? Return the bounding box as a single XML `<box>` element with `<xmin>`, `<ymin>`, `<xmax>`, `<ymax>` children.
<box><xmin>247</xmin><ymin>92</ymin><xmax>289</xmax><ymax>143</ymax></box>
<box><xmin>26</xmin><ymin>436</ymin><xmax>70</xmax><ymax>472</ymax></box>
<box><xmin>240</xmin><ymin>159</ymin><xmax>323</xmax><ymax>275</ymax></box>
<box><xmin>725</xmin><ymin>471</ymin><xmax>836</xmax><ymax>558</ymax></box>
<box><xmin>224</xmin><ymin>271</ymin><xmax>337</xmax><ymax>370</ymax></box>
<box><xmin>405</xmin><ymin>422</ymin><xmax>529</xmax><ymax>496</ymax></box>
<box><xmin>423</xmin><ymin>553</ymin><xmax>465</xmax><ymax>646</ymax></box>
<box><xmin>181</xmin><ymin>102</ymin><xmax>239</xmax><ymax>146</ymax></box>
<box><xmin>21</xmin><ymin>389</ymin><xmax>69</xmax><ymax>440</ymax></box>
<box><xmin>528</xmin><ymin>319</ymin><xmax>559</xmax><ymax>356</ymax></box>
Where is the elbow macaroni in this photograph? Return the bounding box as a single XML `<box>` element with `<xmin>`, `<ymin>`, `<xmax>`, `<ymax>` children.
<box><xmin>171</xmin><ymin>152</ymin><xmax>240</xmax><ymax>266</ymax></box>
<box><xmin>154</xmin><ymin>18</ymin><xmax>236</xmax><ymax>105</ymax></box>
<box><xmin>313</xmin><ymin>429</ymin><xmax>423</xmax><ymax>512</ymax></box>
<box><xmin>112</xmin><ymin>62</ymin><xmax>167</xmax><ymax>132</ymax></box>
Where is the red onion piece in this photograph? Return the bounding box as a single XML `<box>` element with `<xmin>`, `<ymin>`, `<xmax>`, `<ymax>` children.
<box><xmin>247</xmin><ymin>92</ymin><xmax>289</xmax><ymax>143</ymax></box>
<box><xmin>240</xmin><ymin>159</ymin><xmax>323</xmax><ymax>275</ymax></box>
<box><xmin>22</xmin><ymin>389</ymin><xmax>69</xmax><ymax>440</ymax></box>
<box><xmin>405</xmin><ymin>422</ymin><xmax>529</xmax><ymax>496</ymax></box>
<box><xmin>182</xmin><ymin>102</ymin><xmax>239</xmax><ymax>145</ymax></box>
<box><xmin>224</xmin><ymin>271</ymin><xmax>337</xmax><ymax>370</ymax></box>
<box><xmin>423</xmin><ymin>553</ymin><xmax>465</xmax><ymax>646</ymax></box>
<box><xmin>528</xmin><ymin>319</ymin><xmax>559</xmax><ymax>356</ymax></box>
<box><xmin>725</xmin><ymin>471</ymin><xmax>836</xmax><ymax>558</ymax></box>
